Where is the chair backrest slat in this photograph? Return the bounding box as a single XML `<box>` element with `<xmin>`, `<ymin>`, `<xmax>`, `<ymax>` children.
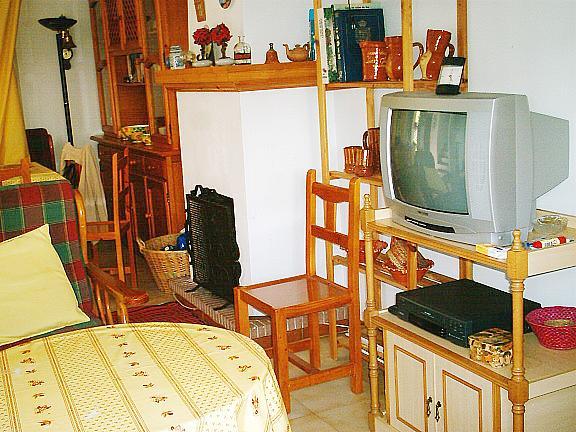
<box><xmin>306</xmin><ymin>169</ymin><xmax>361</xmax><ymax>284</ymax></box>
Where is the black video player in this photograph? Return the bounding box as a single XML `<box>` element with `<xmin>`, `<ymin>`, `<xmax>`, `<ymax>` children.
<box><xmin>389</xmin><ymin>279</ymin><xmax>541</xmax><ymax>347</ymax></box>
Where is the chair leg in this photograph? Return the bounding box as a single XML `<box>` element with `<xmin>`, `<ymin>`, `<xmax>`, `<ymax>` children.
<box><xmin>234</xmin><ymin>288</ymin><xmax>250</xmax><ymax>336</ymax></box>
<box><xmin>114</xmin><ymin>233</ymin><xmax>126</xmax><ymax>282</ymax></box>
<box><xmin>328</xmin><ymin>308</ymin><xmax>338</xmax><ymax>359</ymax></box>
<box><xmin>272</xmin><ymin>310</ymin><xmax>290</xmax><ymax>413</ymax></box>
<box><xmin>308</xmin><ymin>312</ymin><xmax>321</xmax><ymax>369</ymax></box>
<box><xmin>348</xmin><ymin>305</ymin><xmax>363</xmax><ymax>394</ymax></box>
<box><xmin>125</xmin><ymin>226</ymin><xmax>137</xmax><ymax>287</ymax></box>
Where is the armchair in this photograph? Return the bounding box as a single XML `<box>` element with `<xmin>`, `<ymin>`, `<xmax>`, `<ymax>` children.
<box><xmin>0</xmin><ymin>179</ymin><xmax>147</xmax><ymax>348</ymax></box>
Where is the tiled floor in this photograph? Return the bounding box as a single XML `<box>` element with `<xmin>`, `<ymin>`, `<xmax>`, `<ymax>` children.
<box><xmin>130</xmin><ymin>247</ymin><xmax>393</xmax><ymax>432</ymax></box>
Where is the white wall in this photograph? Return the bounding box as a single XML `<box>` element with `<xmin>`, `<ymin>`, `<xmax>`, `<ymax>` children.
<box><xmin>16</xmin><ymin>0</ymin><xmax>101</xmax><ymax>164</ymax></box>
<box><xmin>178</xmin><ymin>0</ymin><xmax>576</xmax><ymax>306</ymax></box>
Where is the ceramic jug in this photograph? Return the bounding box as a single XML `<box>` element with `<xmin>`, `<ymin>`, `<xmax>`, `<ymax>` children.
<box><xmin>421</xmin><ymin>29</ymin><xmax>455</xmax><ymax>80</ymax></box>
<box><xmin>384</xmin><ymin>36</ymin><xmax>424</xmax><ymax>81</ymax></box>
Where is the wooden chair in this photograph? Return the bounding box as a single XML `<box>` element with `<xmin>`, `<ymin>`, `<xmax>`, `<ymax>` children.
<box><xmin>0</xmin><ymin>158</ymin><xmax>31</xmax><ymax>184</ymax></box>
<box><xmin>234</xmin><ymin>169</ymin><xmax>363</xmax><ymax>412</ymax></box>
<box><xmin>25</xmin><ymin>128</ymin><xmax>56</xmax><ymax>171</ymax></box>
<box><xmin>84</xmin><ymin>148</ymin><xmax>137</xmax><ymax>287</ymax></box>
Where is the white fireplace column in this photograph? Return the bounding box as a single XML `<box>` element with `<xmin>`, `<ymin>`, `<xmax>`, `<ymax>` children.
<box><xmin>177</xmin><ymin>88</ymin><xmax>320</xmax><ymax>285</ymax></box>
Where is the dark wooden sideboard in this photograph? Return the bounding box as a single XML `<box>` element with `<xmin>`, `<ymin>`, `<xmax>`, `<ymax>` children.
<box><xmin>92</xmin><ymin>135</ymin><xmax>185</xmax><ymax>241</ymax></box>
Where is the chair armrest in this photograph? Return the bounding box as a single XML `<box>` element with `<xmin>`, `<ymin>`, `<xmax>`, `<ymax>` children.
<box><xmin>86</xmin><ymin>262</ymin><xmax>149</xmax><ymax>324</ymax></box>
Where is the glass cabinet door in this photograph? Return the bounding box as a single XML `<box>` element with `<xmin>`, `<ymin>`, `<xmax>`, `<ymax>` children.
<box><xmin>90</xmin><ymin>0</ymin><xmax>115</xmax><ymax>132</ymax></box>
<box><xmin>142</xmin><ymin>0</ymin><xmax>166</xmax><ymax>136</ymax></box>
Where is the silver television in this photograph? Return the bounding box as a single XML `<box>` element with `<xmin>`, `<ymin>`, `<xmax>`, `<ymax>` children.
<box><xmin>379</xmin><ymin>91</ymin><xmax>569</xmax><ymax>246</ymax></box>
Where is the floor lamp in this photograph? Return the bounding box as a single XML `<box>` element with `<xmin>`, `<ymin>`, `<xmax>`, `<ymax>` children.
<box><xmin>39</xmin><ymin>15</ymin><xmax>77</xmax><ymax>145</ymax></box>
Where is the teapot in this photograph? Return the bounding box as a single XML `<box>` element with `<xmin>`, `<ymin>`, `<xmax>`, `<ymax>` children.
<box><xmin>283</xmin><ymin>43</ymin><xmax>310</xmax><ymax>62</ymax></box>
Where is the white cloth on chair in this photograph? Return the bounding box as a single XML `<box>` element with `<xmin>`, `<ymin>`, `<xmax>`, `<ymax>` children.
<box><xmin>60</xmin><ymin>142</ymin><xmax>108</xmax><ymax>222</ymax></box>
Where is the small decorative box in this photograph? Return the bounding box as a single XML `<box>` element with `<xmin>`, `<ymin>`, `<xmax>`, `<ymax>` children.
<box><xmin>468</xmin><ymin>328</ymin><xmax>513</xmax><ymax>368</ymax></box>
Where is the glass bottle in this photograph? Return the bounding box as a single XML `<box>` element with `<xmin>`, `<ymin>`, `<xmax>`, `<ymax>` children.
<box><xmin>233</xmin><ymin>36</ymin><xmax>251</xmax><ymax>65</ymax></box>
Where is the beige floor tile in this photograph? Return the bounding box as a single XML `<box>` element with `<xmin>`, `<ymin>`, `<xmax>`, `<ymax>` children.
<box><xmin>315</xmin><ymin>399</ymin><xmax>372</xmax><ymax>432</ymax></box>
<box><xmin>290</xmin><ymin>413</ymin><xmax>339</xmax><ymax>432</ymax></box>
<box><xmin>291</xmin><ymin>376</ymin><xmax>369</xmax><ymax>413</ymax></box>
<box><xmin>287</xmin><ymin>398</ymin><xmax>312</xmax><ymax>421</ymax></box>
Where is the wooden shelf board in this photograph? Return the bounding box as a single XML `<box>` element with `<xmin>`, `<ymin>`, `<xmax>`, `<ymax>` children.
<box><xmin>333</xmin><ymin>255</ymin><xmax>454</xmax><ymax>291</ymax></box>
<box><xmin>330</xmin><ymin>170</ymin><xmax>383</xmax><ymax>186</ymax></box>
<box><xmin>326</xmin><ymin>79</ymin><xmax>437</xmax><ymax>91</ymax></box>
<box><xmin>155</xmin><ymin>61</ymin><xmax>317</xmax><ymax>91</ymax></box>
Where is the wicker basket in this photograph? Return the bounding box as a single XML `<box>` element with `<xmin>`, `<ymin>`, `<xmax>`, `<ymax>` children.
<box><xmin>526</xmin><ymin>306</ymin><xmax>576</xmax><ymax>350</ymax></box>
<box><xmin>137</xmin><ymin>234</ymin><xmax>190</xmax><ymax>293</ymax></box>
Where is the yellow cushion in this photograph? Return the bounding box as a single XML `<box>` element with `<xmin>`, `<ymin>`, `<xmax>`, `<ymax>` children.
<box><xmin>0</xmin><ymin>224</ymin><xmax>89</xmax><ymax>345</ymax></box>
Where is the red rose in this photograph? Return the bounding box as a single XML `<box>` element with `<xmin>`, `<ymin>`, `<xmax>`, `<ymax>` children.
<box><xmin>193</xmin><ymin>27</ymin><xmax>211</xmax><ymax>46</ymax></box>
<box><xmin>210</xmin><ymin>23</ymin><xmax>231</xmax><ymax>46</ymax></box>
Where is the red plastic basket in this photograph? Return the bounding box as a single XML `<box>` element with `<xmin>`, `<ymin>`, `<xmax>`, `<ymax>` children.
<box><xmin>525</xmin><ymin>306</ymin><xmax>576</xmax><ymax>350</ymax></box>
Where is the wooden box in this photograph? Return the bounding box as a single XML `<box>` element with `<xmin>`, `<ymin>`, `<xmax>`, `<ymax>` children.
<box><xmin>468</xmin><ymin>328</ymin><xmax>513</xmax><ymax>368</ymax></box>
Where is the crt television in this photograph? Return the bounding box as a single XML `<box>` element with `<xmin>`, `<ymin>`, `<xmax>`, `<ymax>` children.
<box><xmin>379</xmin><ymin>91</ymin><xmax>569</xmax><ymax>246</ymax></box>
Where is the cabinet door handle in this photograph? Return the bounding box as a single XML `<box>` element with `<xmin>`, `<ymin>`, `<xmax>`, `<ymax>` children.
<box><xmin>435</xmin><ymin>401</ymin><xmax>442</xmax><ymax>422</ymax></box>
<box><xmin>426</xmin><ymin>397</ymin><xmax>433</xmax><ymax>417</ymax></box>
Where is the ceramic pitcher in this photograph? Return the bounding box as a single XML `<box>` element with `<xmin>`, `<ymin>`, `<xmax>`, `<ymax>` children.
<box><xmin>384</xmin><ymin>36</ymin><xmax>424</xmax><ymax>81</ymax></box>
<box><xmin>421</xmin><ymin>29</ymin><xmax>455</xmax><ymax>80</ymax></box>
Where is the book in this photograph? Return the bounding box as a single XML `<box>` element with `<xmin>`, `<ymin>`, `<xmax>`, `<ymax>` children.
<box><xmin>308</xmin><ymin>9</ymin><xmax>316</xmax><ymax>61</ymax></box>
<box><xmin>324</xmin><ymin>7</ymin><xmax>339</xmax><ymax>82</ymax></box>
<box><xmin>333</xmin><ymin>8</ymin><xmax>385</xmax><ymax>82</ymax></box>
<box><xmin>316</xmin><ymin>7</ymin><xmax>339</xmax><ymax>83</ymax></box>
<box><xmin>316</xmin><ymin>8</ymin><xmax>329</xmax><ymax>83</ymax></box>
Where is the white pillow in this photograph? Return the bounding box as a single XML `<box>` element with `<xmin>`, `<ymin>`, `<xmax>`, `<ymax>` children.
<box><xmin>0</xmin><ymin>224</ymin><xmax>90</xmax><ymax>345</ymax></box>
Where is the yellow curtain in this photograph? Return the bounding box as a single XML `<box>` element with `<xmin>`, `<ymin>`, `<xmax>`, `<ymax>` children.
<box><xmin>0</xmin><ymin>0</ymin><xmax>27</xmax><ymax>165</ymax></box>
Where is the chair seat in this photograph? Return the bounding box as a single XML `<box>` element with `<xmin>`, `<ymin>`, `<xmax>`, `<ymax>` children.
<box><xmin>241</xmin><ymin>275</ymin><xmax>351</xmax><ymax>316</ymax></box>
<box><xmin>86</xmin><ymin>220</ymin><xmax>131</xmax><ymax>238</ymax></box>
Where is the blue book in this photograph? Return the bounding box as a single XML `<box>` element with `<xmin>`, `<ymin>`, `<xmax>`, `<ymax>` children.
<box><xmin>308</xmin><ymin>9</ymin><xmax>316</xmax><ymax>61</ymax></box>
<box><xmin>333</xmin><ymin>8</ymin><xmax>385</xmax><ymax>82</ymax></box>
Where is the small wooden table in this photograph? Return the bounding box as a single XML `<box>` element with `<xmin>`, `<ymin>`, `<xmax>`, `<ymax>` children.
<box><xmin>0</xmin><ymin>323</ymin><xmax>291</xmax><ymax>431</ymax></box>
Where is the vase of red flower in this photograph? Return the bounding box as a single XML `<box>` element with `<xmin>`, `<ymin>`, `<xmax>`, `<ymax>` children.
<box><xmin>192</xmin><ymin>26</ymin><xmax>212</xmax><ymax>67</ymax></box>
<box><xmin>211</xmin><ymin>23</ymin><xmax>233</xmax><ymax>66</ymax></box>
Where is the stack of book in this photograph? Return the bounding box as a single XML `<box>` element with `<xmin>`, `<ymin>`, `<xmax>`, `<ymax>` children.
<box><xmin>312</xmin><ymin>2</ymin><xmax>385</xmax><ymax>84</ymax></box>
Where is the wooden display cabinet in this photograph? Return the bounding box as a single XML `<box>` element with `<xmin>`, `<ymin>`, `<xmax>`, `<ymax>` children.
<box><xmin>88</xmin><ymin>0</ymin><xmax>187</xmax><ymax>237</ymax></box>
<box><xmin>361</xmin><ymin>206</ymin><xmax>576</xmax><ymax>432</ymax></box>
<box><xmin>88</xmin><ymin>0</ymin><xmax>187</xmax><ymax>139</ymax></box>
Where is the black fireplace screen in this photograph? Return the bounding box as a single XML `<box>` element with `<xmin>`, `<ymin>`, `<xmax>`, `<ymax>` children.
<box><xmin>186</xmin><ymin>185</ymin><xmax>241</xmax><ymax>304</ymax></box>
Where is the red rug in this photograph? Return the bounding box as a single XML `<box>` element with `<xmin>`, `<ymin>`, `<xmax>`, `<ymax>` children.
<box><xmin>114</xmin><ymin>302</ymin><xmax>207</xmax><ymax>325</ymax></box>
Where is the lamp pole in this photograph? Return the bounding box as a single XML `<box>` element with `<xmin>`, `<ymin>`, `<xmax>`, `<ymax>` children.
<box><xmin>39</xmin><ymin>15</ymin><xmax>77</xmax><ymax>145</ymax></box>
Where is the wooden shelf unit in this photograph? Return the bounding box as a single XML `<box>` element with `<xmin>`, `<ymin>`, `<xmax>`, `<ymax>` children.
<box><xmin>155</xmin><ymin>61</ymin><xmax>318</xmax><ymax>91</ymax></box>
<box><xmin>360</xmin><ymin>206</ymin><xmax>576</xmax><ymax>432</ymax></box>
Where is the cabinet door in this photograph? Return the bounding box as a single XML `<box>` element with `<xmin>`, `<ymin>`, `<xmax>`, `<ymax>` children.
<box><xmin>130</xmin><ymin>173</ymin><xmax>149</xmax><ymax>240</ymax></box>
<box><xmin>103</xmin><ymin>0</ymin><xmax>121</xmax><ymax>50</ymax></box>
<box><xmin>146</xmin><ymin>177</ymin><xmax>169</xmax><ymax>238</ymax></box>
<box><xmin>434</xmin><ymin>356</ymin><xmax>493</xmax><ymax>432</ymax></box>
<box><xmin>89</xmin><ymin>0</ymin><xmax>115</xmax><ymax>133</ymax></box>
<box><xmin>387</xmin><ymin>332</ymin><xmax>435</xmax><ymax>432</ymax></box>
<box><xmin>121</xmin><ymin>0</ymin><xmax>140</xmax><ymax>50</ymax></box>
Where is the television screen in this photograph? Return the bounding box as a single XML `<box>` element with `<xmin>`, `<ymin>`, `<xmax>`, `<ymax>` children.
<box><xmin>390</xmin><ymin>109</ymin><xmax>468</xmax><ymax>215</ymax></box>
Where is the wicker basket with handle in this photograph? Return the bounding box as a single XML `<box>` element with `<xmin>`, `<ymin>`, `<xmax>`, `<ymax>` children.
<box><xmin>137</xmin><ymin>234</ymin><xmax>190</xmax><ymax>293</ymax></box>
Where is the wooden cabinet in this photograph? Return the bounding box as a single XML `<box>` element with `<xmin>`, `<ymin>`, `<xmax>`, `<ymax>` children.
<box><xmin>88</xmin><ymin>0</ymin><xmax>187</xmax><ymax>139</ymax></box>
<box><xmin>387</xmin><ymin>332</ymin><xmax>492</xmax><ymax>432</ymax></box>
<box><xmin>94</xmin><ymin>136</ymin><xmax>184</xmax><ymax>241</ymax></box>
<box><xmin>362</xmin><ymin>207</ymin><xmax>576</xmax><ymax>432</ymax></box>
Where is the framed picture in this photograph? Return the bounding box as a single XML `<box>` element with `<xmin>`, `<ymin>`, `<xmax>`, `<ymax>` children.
<box><xmin>219</xmin><ymin>0</ymin><xmax>232</xmax><ymax>9</ymax></box>
<box><xmin>436</xmin><ymin>57</ymin><xmax>466</xmax><ymax>95</ymax></box>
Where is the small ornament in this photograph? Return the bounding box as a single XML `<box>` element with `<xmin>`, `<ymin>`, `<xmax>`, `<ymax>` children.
<box><xmin>168</xmin><ymin>45</ymin><xmax>185</xmax><ymax>70</ymax></box>
<box><xmin>233</xmin><ymin>36</ymin><xmax>251</xmax><ymax>65</ymax></box>
<box><xmin>265</xmin><ymin>43</ymin><xmax>279</xmax><ymax>64</ymax></box>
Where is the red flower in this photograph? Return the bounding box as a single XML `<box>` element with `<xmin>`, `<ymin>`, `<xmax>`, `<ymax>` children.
<box><xmin>193</xmin><ymin>27</ymin><xmax>211</xmax><ymax>46</ymax></box>
<box><xmin>210</xmin><ymin>23</ymin><xmax>231</xmax><ymax>46</ymax></box>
